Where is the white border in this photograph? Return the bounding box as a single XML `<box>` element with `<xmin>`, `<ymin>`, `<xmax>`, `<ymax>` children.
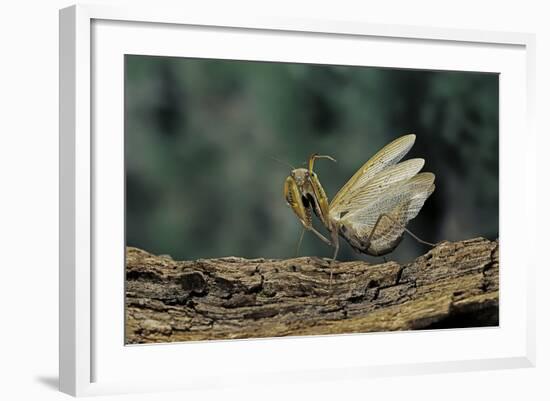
<box><xmin>59</xmin><ymin>4</ymin><xmax>536</xmax><ymax>397</ymax></box>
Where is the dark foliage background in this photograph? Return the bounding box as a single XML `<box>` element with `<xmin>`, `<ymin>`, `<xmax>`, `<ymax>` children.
<box><xmin>125</xmin><ymin>55</ymin><xmax>498</xmax><ymax>263</ymax></box>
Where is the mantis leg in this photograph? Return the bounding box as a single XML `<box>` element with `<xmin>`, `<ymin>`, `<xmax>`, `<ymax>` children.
<box><xmin>300</xmin><ymin>221</ymin><xmax>332</xmax><ymax>247</ymax></box>
<box><xmin>299</xmin><ymin>220</ymin><xmax>339</xmax><ymax>288</ymax></box>
<box><xmin>329</xmin><ymin>224</ymin><xmax>340</xmax><ymax>287</ymax></box>
<box><xmin>330</xmin><ymin>225</ymin><xmax>340</xmax><ymax>261</ymax></box>
<box><xmin>295</xmin><ymin>228</ymin><xmax>305</xmax><ymax>257</ymax></box>
<box><xmin>367</xmin><ymin>213</ymin><xmax>436</xmax><ymax>248</ymax></box>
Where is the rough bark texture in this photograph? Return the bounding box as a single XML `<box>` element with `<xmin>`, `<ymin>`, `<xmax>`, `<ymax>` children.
<box><xmin>125</xmin><ymin>237</ymin><xmax>499</xmax><ymax>344</ymax></box>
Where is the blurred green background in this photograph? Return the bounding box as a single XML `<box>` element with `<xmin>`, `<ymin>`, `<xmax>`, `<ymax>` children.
<box><xmin>125</xmin><ymin>55</ymin><xmax>498</xmax><ymax>263</ymax></box>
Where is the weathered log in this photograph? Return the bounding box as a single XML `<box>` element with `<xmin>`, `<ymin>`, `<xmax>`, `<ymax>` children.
<box><xmin>125</xmin><ymin>237</ymin><xmax>498</xmax><ymax>344</ymax></box>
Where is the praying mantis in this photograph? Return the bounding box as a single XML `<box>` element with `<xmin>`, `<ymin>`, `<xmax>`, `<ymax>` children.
<box><xmin>283</xmin><ymin>134</ymin><xmax>435</xmax><ymax>281</ymax></box>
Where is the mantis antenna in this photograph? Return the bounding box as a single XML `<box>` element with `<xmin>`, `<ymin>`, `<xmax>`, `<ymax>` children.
<box><xmin>270</xmin><ymin>156</ymin><xmax>295</xmax><ymax>170</ymax></box>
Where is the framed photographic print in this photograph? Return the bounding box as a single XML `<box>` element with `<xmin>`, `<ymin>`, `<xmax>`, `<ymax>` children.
<box><xmin>59</xmin><ymin>4</ymin><xmax>536</xmax><ymax>396</ymax></box>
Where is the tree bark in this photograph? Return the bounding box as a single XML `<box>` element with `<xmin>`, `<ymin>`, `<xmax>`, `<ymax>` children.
<box><xmin>125</xmin><ymin>237</ymin><xmax>498</xmax><ymax>344</ymax></box>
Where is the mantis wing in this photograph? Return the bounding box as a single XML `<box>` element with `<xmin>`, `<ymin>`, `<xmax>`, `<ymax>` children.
<box><xmin>340</xmin><ymin>172</ymin><xmax>435</xmax><ymax>253</ymax></box>
<box><xmin>329</xmin><ymin>134</ymin><xmax>417</xmax><ymax>215</ymax></box>
<box><xmin>329</xmin><ymin>158</ymin><xmax>425</xmax><ymax>219</ymax></box>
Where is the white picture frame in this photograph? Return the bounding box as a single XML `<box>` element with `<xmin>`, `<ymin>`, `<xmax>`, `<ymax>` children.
<box><xmin>59</xmin><ymin>4</ymin><xmax>536</xmax><ymax>397</ymax></box>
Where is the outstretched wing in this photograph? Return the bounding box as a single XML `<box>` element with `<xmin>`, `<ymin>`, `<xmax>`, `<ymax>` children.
<box><xmin>329</xmin><ymin>134</ymin><xmax>417</xmax><ymax>216</ymax></box>
<box><xmin>340</xmin><ymin>172</ymin><xmax>435</xmax><ymax>246</ymax></box>
<box><xmin>329</xmin><ymin>158</ymin><xmax>425</xmax><ymax>219</ymax></box>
